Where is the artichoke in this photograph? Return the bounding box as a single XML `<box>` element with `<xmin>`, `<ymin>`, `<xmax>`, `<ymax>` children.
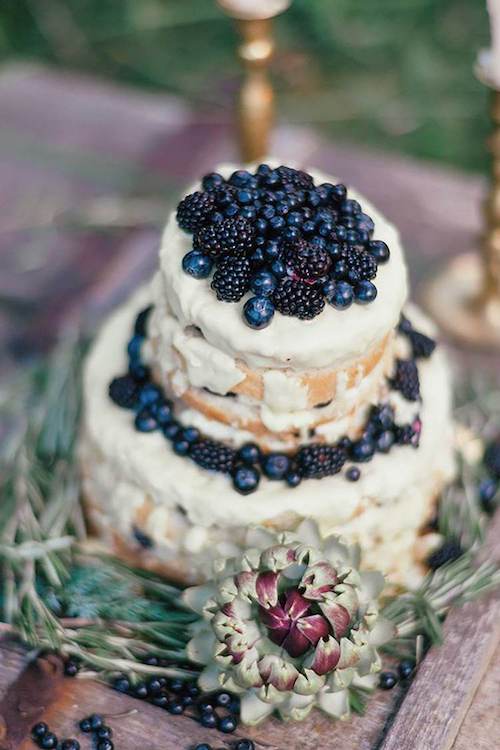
<box><xmin>183</xmin><ymin>520</ymin><xmax>394</xmax><ymax>725</ymax></box>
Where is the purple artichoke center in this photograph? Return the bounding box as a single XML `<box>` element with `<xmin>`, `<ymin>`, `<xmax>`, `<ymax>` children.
<box><xmin>260</xmin><ymin>588</ymin><xmax>330</xmax><ymax>658</ymax></box>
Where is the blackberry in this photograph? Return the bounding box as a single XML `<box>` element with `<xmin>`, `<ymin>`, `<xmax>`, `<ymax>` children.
<box><xmin>285</xmin><ymin>239</ymin><xmax>332</xmax><ymax>281</ymax></box>
<box><xmin>296</xmin><ymin>444</ymin><xmax>346</xmax><ymax>479</ymax></box>
<box><xmin>190</xmin><ymin>439</ymin><xmax>236</xmax><ymax>473</ymax></box>
<box><xmin>339</xmin><ymin>247</ymin><xmax>378</xmax><ymax>282</ymax></box>
<box><xmin>109</xmin><ymin>375</ymin><xmax>139</xmax><ymax>409</ymax></box>
<box><xmin>273</xmin><ymin>279</ymin><xmax>325</xmax><ymax>320</ymax></box>
<box><xmin>394</xmin><ymin>423</ymin><xmax>417</xmax><ymax>446</ymax></box>
<box><xmin>427</xmin><ymin>539</ymin><xmax>463</xmax><ymax>570</ymax></box>
<box><xmin>484</xmin><ymin>438</ymin><xmax>500</xmax><ymax>478</ymax></box>
<box><xmin>276</xmin><ymin>165</ymin><xmax>314</xmax><ymax>191</ymax></box>
<box><xmin>211</xmin><ymin>257</ymin><xmax>252</xmax><ymax>302</ymax></box>
<box><xmin>391</xmin><ymin>359</ymin><xmax>420</xmax><ymax>401</ymax></box>
<box><xmin>194</xmin><ymin>217</ymin><xmax>255</xmax><ymax>258</ymax></box>
<box><xmin>176</xmin><ymin>191</ymin><xmax>215</xmax><ymax>233</ymax></box>
<box><xmin>409</xmin><ymin>329</ymin><xmax>436</xmax><ymax>360</ymax></box>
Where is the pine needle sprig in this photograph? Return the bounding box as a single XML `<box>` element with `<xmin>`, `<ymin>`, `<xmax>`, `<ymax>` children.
<box><xmin>382</xmin><ymin>554</ymin><xmax>500</xmax><ymax>657</ymax></box>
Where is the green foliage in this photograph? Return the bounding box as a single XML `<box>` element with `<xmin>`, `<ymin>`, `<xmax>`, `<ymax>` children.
<box><xmin>0</xmin><ymin>0</ymin><xmax>491</xmax><ymax>172</ymax></box>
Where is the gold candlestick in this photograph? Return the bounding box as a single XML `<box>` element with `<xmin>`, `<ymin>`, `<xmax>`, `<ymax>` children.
<box><xmin>425</xmin><ymin>60</ymin><xmax>500</xmax><ymax>349</ymax></box>
<box><xmin>217</xmin><ymin>0</ymin><xmax>291</xmax><ymax>162</ymax></box>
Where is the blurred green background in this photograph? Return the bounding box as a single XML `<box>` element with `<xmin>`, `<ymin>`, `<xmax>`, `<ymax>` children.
<box><xmin>0</xmin><ymin>0</ymin><xmax>490</xmax><ymax>172</ymax></box>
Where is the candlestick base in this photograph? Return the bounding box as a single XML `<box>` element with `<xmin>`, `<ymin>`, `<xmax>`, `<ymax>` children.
<box><xmin>424</xmin><ymin>252</ymin><xmax>500</xmax><ymax>350</ymax></box>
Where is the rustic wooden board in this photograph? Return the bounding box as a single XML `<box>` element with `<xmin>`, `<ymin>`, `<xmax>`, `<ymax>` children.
<box><xmin>1</xmin><ymin>63</ymin><xmax>500</xmax><ymax>750</ymax></box>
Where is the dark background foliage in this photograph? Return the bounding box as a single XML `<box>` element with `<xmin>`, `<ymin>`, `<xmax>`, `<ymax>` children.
<box><xmin>0</xmin><ymin>0</ymin><xmax>491</xmax><ymax>171</ymax></box>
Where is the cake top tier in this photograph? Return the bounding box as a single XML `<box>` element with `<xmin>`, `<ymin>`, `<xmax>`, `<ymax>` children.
<box><xmin>160</xmin><ymin>163</ymin><xmax>408</xmax><ymax>370</ymax></box>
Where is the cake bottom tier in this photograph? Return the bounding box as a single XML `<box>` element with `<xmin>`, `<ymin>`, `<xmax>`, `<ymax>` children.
<box><xmin>80</xmin><ymin>289</ymin><xmax>455</xmax><ymax>589</ymax></box>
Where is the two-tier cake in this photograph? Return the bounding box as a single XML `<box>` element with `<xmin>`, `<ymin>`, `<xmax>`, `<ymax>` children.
<box><xmin>80</xmin><ymin>163</ymin><xmax>455</xmax><ymax>588</ymax></box>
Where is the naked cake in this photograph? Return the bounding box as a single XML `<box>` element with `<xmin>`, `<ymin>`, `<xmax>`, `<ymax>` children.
<box><xmin>80</xmin><ymin>163</ymin><xmax>455</xmax><ymax>588</ymax></box>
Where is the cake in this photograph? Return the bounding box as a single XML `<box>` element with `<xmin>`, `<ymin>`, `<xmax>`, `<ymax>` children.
<box><xmin>80</xmin><ymin>163</ymin><xmax>455</xmax><ymax>589</ymax></box>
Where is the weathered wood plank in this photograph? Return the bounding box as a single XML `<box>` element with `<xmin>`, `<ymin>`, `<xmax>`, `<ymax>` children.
<box><xmin>452</xmin><ymin>640</ymin><xmax>500</xmax><ymax>750</ymax></box>
<box><xmin>379</xmin><ymin>511</ymin><xmax>500</xmax><ymax>750</ymax></box>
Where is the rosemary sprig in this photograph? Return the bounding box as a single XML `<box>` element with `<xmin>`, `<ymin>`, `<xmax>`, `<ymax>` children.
<box><xmin>0</xmin><ymin>335</ymin><xmax>197</xmax><ymax>681</ymax></box>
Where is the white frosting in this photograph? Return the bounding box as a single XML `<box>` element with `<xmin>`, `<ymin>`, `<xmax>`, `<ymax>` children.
<box><xmin>159</xmin><ymin>163</ymin><xmax>408</xmax><ymax>371</ymax></box>
<box><xmin>81</xmin><ymin>289</ymin><xmax>454</xmax><ymax>560</ymax></box>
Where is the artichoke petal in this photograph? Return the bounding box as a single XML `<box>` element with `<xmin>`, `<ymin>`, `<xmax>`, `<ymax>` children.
<box><xmin>198</xmin><ymin>663</ymin><xmax>224</xmax><ymax>692</ymax></box>
<box><xmin>240</xmin><ymin>691</ymin><xmax>275</xmax><ymax>725</ymax></box>
<box><xmin>186</xmin><ymin>628</ymin><xmax>216</xmax><ymax>664</ymax></box>
<box><xmin>182</xmin><ymin>583</ymin><xmax>217</xmax><ymax>615</ymax></box>
<box><xmin>293</xmin><ymin>667</ymin><xmax>325</xmax><ymax>696</ymax></box>
<box><xmin>309</xmin><ymin>635</ymin><xmax>341</xmax><ymax>676</ymax></box>
<box><xmin>318</xmin><ymin>688</ymin><xmax>350</xmax><ymax>720</ymax></box>
<box><xmin>258</xmin><ymin>654</ymin><xmax>300</xmax><ymax>692</ymax></box>
<box><xmin>255</xmin><ymin>570</ymin><xmax>280</xmax><ymax>607</ymax></box>
<box><xmin>300</xmin><ymin>561</ymin><xmax>338</xmax><ymax>600</ymax></box>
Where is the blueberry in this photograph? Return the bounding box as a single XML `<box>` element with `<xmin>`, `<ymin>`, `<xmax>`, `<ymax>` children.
<box><xmin>64</xmin><ymin>659</ymin><xmax>79</xmax><ymax>677</ymax></box>
<box><xmin>479</xmin><ymin>478</ymin><xmax>498</xmax><ymax>514</ymax></box>
<box><xmin>168</xmin><ymin>678</ymin><xmax>185</xmax><ymax>693</ymax></box>
<box><xmin>200</xmin><ymin>712</ymin><xmax>217</xmax><ymax>728</ymax></box>
<box><xmin>331</xmin><ymin>183</ymin><xmax>347</xmax><ymax>202</ymax></box>
<box><xmin>127</xmin><ymin>334</ymin><xmax>143</xmax><ymax>361</ymax></box>
<box><xmin>368</xmin><ymin>240</ymin><xmax>390</xmax><ymax>263</ymax></box>
<box><xmin>270</xmin><ymin>259</ymin><xmax>286</xmax><ymax>277</ymax></box>
<box><xmin>218</xmin><ymin>715</ymin><xmax>237</xmax><ymax>733</ymax></box>
<box><xmin>257</xmin><ymin>163</ymin><xmax>272</xmax><ymax>177</ymax></box>
<box><xmin>351</xmin><ymin>437</ymin><xmax>375</xmax><ymax>462</ymax></box>
<box><xmin>40</xmin><ymin>733</ymin><xmax>58</xmax><ymax>749</ymax></box>
<box><xmin>32</xmin><ymin>723</ymin><xmax>49</xmax><ymax>739</ymax></box>
<box><xmin>138</xmin><ymin>383</ymin><xmax>162</xmax><ymax>407</ymax></box>
<box><xmin>135</xmin><ymin>408</ymin><xmax>158</xmax><ymax>433</ymax></box>
<box><xmin>168</xmin><ymin>700</ymin><xmax>184</xmax><ymax>715</ymax></box>
<box><xmin>151</xmin><ymin>401</ymin><xmax>173</xmax><ymax>425</ymax></box>
<box><xmin>96</xmin><ymin>727</ymin><xmax>112</xmax><ymax>741</ymax></box>
<box><xmin>355</xmin><ymin>280</ymin><xmax>377</xmax><ymax>304</ymax></box>
<box><xmin>341</xmin><ymin>199</ymin><xmax>361</xmax><ymax>216</ymax></box>
<box><xmin>255</xmin><ymin>217</ymin><xmax>268</xmax><ymax>234</ymax></box>
<box><xmin>284</xmin><ymin>226</ymin><xmax>300</xmax><ymax>242</ymax></box>
<box><xmin>379</xmin><ymin>671</ymin><xmax>398</xmax><ymax>690</ymax></box>
<box><xmin>398</xmin><ymin>659</ymin><xmax>415</xmax><ymax>680</ymax></box>
<box><xmin>237</xmin><ymin>189</ymin><xmax>253</xmax><ymax>205</ymax></box>
<box><xmin>182</xmin><ymin>250</ymin><xmax>213</xmax><ymax>279</ymax></box>
<box><xmin>302</xmin><ymin>220</ymin><xmax>316</xmax><ymax>235</ymax></box>
<box><xmin>163</xmin><ymin>422</ymin><xmax>181</xmax><ymax>440</ymax></box>
<box><xmin>285</xmin><ymin>470</ymin><xmax>302</xmax><ymax>487</ymax></box>
<box><xmin>61</xmin><ymin>740</ymin><xmax>80</xmax><ymax>750</ymax></box>
<box><xmin>134</xmin><ymin>682</ymin><xmax>148</xmax><ymax>699</ymax></box>
<box><xmin>323</xmin><ymin>279</ymin><xmax>336</xmax><ymax>300</ymax></box>
<box><xmin>243</xmin><ymin>296</ymin><xmax>275</xmax><ymax>330</ymax></box>
<box><xmin>129</xmin><ymin>361</ymin><xmax>149</xmax><ymax>382</ymax></box>
<box><xmin>147</xmin><ymin>677</ymin><xmax>162</xmax><ymax>695</ymax></box>
<box><xmin>376</xmin><ymin>430</ymin><xmax>395</xmax><ymax>454</ymax></box>
<box><xmin>263</xmin><ymin>240</ymin><xmax>281</xmax><ymax>260</ymax></box>
<box><xmin>287</xmin><ymin>211</ymin><xmax>303</xmax><ymax>227</ymax></box>
<box><xmin>198</xmin><ymin>698</ymin><xmax>214</xmax><ymax>712</ymax></box>
<box><xmin>327</xmin><ymin>281</ymin><xmax>354</xmax><ymax>310</ymax></box>
<box><xmin>152</xmin><ymin>694</ymin><xmax>169</xmax><ymax>708</ymax></box>
<box><xmin>333</xmin><ymin>259</ymin><xmax>348</xmax><ymax>278</ymax></box>
<box><xmin>346</xmin><ymin>466</ymin><xmax>361</xmax><ymax>482</ymax></box>
<box><xmin>225</xmin><ymin>202</ymin><xmax>239</xmax><ymax>218</ymax></box>
<box><xmin>261</xmin><ymin>204</ymin><xmax>276</xmax><ymax>220</ymax></box>
<box><xmin>346</xmin><ymin>229</ymin><xmax>360</xmax><ymax>244</ymax></box>
<box><xmin>232</xmin><ymin>464</ymin><xmax>261</xmax><ymax>495</ymax></box>
<box><xmin>202</xmin><ymin>172</ymin><xmax>224</xmax><ymax>191</ymax></box>
<box><xmin>173</xmin><ymin>438</ymin><xmax>190</xmax><ymax>456</ymax></box>
<box><xmin>269</xmin><ymin>216</ymin><xmax>286</xmax><ymax>233</ymax></box>
<box><xmin>194</xmin><ymin>745</ymin><xmax>212</xmax><ymax>750</ymax></box>
<box><xmin>230</xmin><ymin>169</ymin><xmax>252</xmax><ymax>187</ymax></box>
<box><xmin>235</xmin><ymin>741</ymin><xmax>255</xmax><ymax>750</ymax></box>
<box><xmin>96</xmin><ymin>741</ymin><xmax>113</xmax><ymax>750</ymax></box>
<box><xmin>262</xmin><ymin>453</ymin><xmax>290</xmax><ymax>480</ymax></box>
<box><xmin>356</xmin><ymin>212</ymin><xmax>375</xmax><ymax>234</ymax></box>
<box><xmin>237</xmin><ymin>442</ymin><xmax>261</xmax><ymax>465</ymax></box>
<box><xmin>185</xmin><ymin>682</ymin><xmax>200</xmax><ymax>698</ymax></box>
<box><xmin>327</xmin><ymin>242</ymin><xmax>342</xmax><ymax>258</ymax></box>
<box><xmin>182</xmin><ymin>426</ymin><xmax>200</xmax><ymax>443</ymax></box>
<box><xmin>79</xmin><ymin>719</ymin><xmax>92</xmax><ymax>733</ymax></box>
<box><xmin>215</xmin><ymin>691</ymin><xmax>233</xmax><ymax>707</ymax></box>
<box><xmin>250</xmin><ymin>271</ymin><xmax>277</xmax><ymax>297</ymax></box>
<box><xmin>249</xmin><ymin>247</ymin><xmax>265</xmax><ymax>266</ymax></box>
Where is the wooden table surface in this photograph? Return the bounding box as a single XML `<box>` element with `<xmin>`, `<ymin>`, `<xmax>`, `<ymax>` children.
<box><xmin>1</xmin><ymin>63</ymin><xmax>499</xmax><ymax>750</ymax></box>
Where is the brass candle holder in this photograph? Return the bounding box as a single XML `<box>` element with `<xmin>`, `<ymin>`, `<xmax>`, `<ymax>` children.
<box><xmin>425</xmin><ymin>59</ymin><xmax>500</xmax><ymax>349</ymax></box>
<box><xmin>217</xmin><ymin>0</ymin><xmax>291</xmax><ymax>162</ymax></box>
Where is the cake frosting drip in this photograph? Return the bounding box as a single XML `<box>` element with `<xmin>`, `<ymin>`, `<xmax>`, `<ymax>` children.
<box><xmin>159</xmin><ymin>165</ymin><xmax>408</xmax><ymax>371</ymax></box>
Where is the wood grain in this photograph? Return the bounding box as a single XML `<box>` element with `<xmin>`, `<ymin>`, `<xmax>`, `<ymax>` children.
<box><xmin>379</xmin><ymin>511</ymin><xmax>500</xmax><ymax>750</ymax></box>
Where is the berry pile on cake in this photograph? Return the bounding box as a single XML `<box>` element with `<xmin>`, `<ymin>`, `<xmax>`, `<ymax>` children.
<box><xmin>80</xmin><ymin>163</ymin><xmax>455</xmax><ymax>588</ymax></box>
